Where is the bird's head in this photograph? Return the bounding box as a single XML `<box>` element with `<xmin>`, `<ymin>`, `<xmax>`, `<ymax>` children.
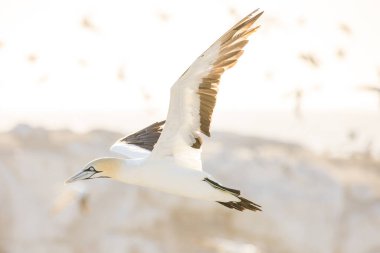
<box><xmin>65</xmin><ymin>158</ymin><xmax>122</xmax><ymax>184</ymax></box>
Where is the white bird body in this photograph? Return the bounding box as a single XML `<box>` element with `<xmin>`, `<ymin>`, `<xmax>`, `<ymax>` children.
<box><xmin>113</xmin><ymin>157</ymin><xmax>238</xmax><ymax>202</ymax></box>
<box><xmin>66</xmin><ymin>9</ymin><xmax>263</xmax><ymax>212</ymax></box>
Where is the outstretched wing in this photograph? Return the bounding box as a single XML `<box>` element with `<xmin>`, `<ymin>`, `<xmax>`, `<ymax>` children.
<box><xmin>360</xmin><ymin>85</ymin><xmax>380</xmax><ymax>93</ymax></box>
<box><xmin>151</xmin><ymin>10</ymin><xmax>263</xmax><ymax>169</ymax></box>
<box><xmin>110</xmin><ymin>121</ymin><xmax>165</xmax><ymax>158</ymax></box>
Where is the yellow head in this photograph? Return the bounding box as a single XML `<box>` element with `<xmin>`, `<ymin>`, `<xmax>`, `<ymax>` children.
<box><xmin>65</xmin><ymin>158</ymin><xmax>124</xmax><ymax>184</ymax></box>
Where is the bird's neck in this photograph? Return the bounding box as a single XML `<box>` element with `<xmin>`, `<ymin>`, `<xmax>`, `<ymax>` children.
<box><xmin>110</xmin><ymin>158</ymin><xmax>145</xmax><ymax>185</ymax></box>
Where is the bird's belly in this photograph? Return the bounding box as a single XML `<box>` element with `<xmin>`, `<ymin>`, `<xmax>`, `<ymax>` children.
<box><xmin>131</xmin><ymin>165</ymin><xmax>236</xmax><ymax>202</ymax></box>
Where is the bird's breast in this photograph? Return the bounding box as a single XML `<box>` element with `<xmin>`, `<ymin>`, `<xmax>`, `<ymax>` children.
<box><xmin>125</xmin><ymin>160</ymin><xmax>218</xmax><ymax>200</ymax></box>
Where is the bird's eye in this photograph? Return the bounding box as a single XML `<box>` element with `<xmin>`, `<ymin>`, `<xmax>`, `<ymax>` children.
<box><xmin>87</xmin><ymin>166</ymin><xmax>95</xmax><ymax>172</ymax></box>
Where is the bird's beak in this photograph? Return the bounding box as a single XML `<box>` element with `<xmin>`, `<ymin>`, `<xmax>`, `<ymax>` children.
<box><xmin>65</xmin><ymin>170</ymin><xmax>94</xmax><ymax>184</ymax></box>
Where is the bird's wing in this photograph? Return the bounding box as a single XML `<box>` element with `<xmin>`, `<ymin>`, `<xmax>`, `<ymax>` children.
<box><xmin>110</xmin><ymin>121</ymin><xmax>165</xmax><ymax>158</ymax></box>
<box><xmin>151</xmin><ymin>10</ymin><xmax>263</xmax><ymax>169</ymax></box>
<box><xmin>360</xmin><ymin>85</ymin><xmax>380</xmax><ymax>92</ymax></box>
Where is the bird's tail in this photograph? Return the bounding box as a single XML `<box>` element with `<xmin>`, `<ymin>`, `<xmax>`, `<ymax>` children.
<box><xmin>203</xmin><ymin>178</ymin><xmax>262</xmax><ymax>212</ymax></box>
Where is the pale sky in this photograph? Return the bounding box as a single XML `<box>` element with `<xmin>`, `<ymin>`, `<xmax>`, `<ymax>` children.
<box><xmin>0</xmin><ymin>0</ymin><xmax>379</xmax><ymax>144</ymax></box>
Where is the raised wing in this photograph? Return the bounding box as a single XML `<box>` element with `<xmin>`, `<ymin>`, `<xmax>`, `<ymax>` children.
<box><xmin>151</xmin><ymin>10</ymin><xmax>263</xmax><ymax>169</ymax></box>
<box><xmin>360</xmin><ymin>85</ymin><xmax>380</xmax><ymax>93</ymax></box>
<box><xmin>110</xmin><ymin>121</ymin><xmax>165</xmax><ymax>158</ymax></box>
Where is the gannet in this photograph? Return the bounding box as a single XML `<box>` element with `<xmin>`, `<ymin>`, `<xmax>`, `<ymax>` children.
<box><xmin>66</xmin><ymin>9</ymin><xmax>263</xmax><ymax>212</ymax></box>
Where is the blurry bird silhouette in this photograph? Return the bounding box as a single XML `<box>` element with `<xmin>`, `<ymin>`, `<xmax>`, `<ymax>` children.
<box><xmin>293</xmin><ymin>89</ymin><xmax>303</xmax><ymax>119</ymax></box>
<box><xmin>52</xmin><ymin>183</ymin><xmax>90</xmax><ymax>215</ymax></box>
<box><xmin>339</xmin><ymin>23</ymin><xmax>352</xmax><ymax>35</ymax></box>
<box><xmin>336</xmin><ymin>48</ymin><xmax>346</xmax><ymax>59</ymax></box>
<box><xmin>156</xmin><ymin>11</ymin><xmax>171</xmax><ymax>22</ymax></box>
<box><xmin>117</xmin><ymin>66</ymin><xmax>126</xmax><ymax>81</ymax></box>
<box><xmin>36</xmin><ymin>74</ymin><xmax>49</xmax><ymax>84</ymax></box>
<box><xmin>359</xmin><ymin>69</ymin><xmax>380</xmax><ymax>110</ymax></box>
<box><xmin>284</xmin><ymin>85</ymin><xmax>320</xmax><ymax>120</ymax></box>
<box><xmin>297</xmin><ymin>17</ymin><xmax>306</xmax><ymax>26</ymax></box>
<box><xmin>27</xmin><ymin>53</ymin><xmax>38</xmax><ymax>64</ymax></box>
<box><xmin>347</xmin><ymin>129</ymin><xmax>358</xmax><ymax>142</ymax></box>
<box><xmin>140</xmin><ymin>86</ymin><xmax>151</xmax><ymax>102</ymax></box>
<box><xmin>81</xmin><ymin>16</ymin><xmax>98</xmax><ymax>32</ymax></box>
<box><xmin>228</xmin><ymin>7</ymin><xmax>240</xmax><ymax>20</ymax></box>
<box><xmin>360</xmin><ymin>85</ymin><xmax>380</xmax><ymax>110</ymax></box>
<box><xmin>284</xmin><ymin>88</ymin><xmax>304</xmax><ymax>119</ymax></box>
<box><xmin>299</xmin><ymin>53</ymin><xmax>319</xmax><ymax>68</ymax></box>
<box><xmin>78</xmin><ymin>59</ymin><xmax>88</xmax><ymax>67</ymax></box>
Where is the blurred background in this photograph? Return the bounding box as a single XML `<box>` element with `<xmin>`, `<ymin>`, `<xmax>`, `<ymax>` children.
<box><xmin>0</xmin><ymin>0</ymin><xmax>379</xmax><ymax>252</ymax></box>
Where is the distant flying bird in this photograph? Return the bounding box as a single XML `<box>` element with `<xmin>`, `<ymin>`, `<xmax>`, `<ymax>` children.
<box><xmin>297</xmin><ymin>17</ymin><xmax>306</xmax><ymax>26</ymax></box>
<box><xmin>359</xmin><ymin>85</ymin><xmax>380</xmax><ymax>109</ymax></box>
<box><xmin>117</xmin><ymin>66</ymin><xmax>125</xmax><ymax>81</ymax></box>
<box><xmin>81</xmin><ymin>16</ymin><xmax>98</xmax><ymax>31</ymax></box>
<box><xmin>299</xmin><ymin>53</ymin><xmax>319</xmax><ymax>68</ymax></box>
<box><xmin>52</xmin><ymin>183</ymin><xmax>90</xmax><ymax>215</ymax></box>
<box><xmin>336</xmin><ymin>48</ymin><xmax>346</xmax><ymax>59</ymax></box>
<box><xmin>156</xmin><ymin>11</ymin><xmax>171</xmax><ymax>22</ymax></box>
<box><xmin>284</xmin><ymin>85</ymin><xmax>320</xmax><ymax>120</ymax></box>
<box><xmin>361</xmin><ymin>86</ymin><xmax>380</xmax><ymax>93</ymax></box>
<box><xmin>228</xmin><ymin>7</ymin><xmax>240</xmax><ymax>20</ymax></box>
<box><xmin>288</xmin><ymin>88</ymin><xmax>304</xmax><ymax>119</ymax></box>
<box><xmin>66</xmin><ymin>10</ymin><xmax>263</xmax><ymax>212</ymax></box>
<box><xmin>27</xmin><ymin>53</ymin><xmax>38</xmax><ymax>63</ymax></box>
<box><xmin>339</xmin><ymin>23</ymin><xmax>352</xmax><ymax>35</ymax></box>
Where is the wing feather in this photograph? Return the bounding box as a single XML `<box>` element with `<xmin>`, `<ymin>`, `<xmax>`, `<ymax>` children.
<box><xmin>110</xmin><ymin>121</ymin><xmax>165</xmax><ymax>158</ymax></box>
<box><xmin>151</xmin><ymin>10</ymin><xmax>263</xmax><ymax>169</ymax></box>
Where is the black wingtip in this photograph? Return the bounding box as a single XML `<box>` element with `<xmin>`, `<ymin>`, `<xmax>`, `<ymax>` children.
<box><xmin>217</xmin><ymin>197</ymin><xmax>262</xmax><ymax>212</ymax></box>
<box><xmin>204</xmin><ymin>178</ymin><xmax>262</xmax><ymax>212</ymax></box>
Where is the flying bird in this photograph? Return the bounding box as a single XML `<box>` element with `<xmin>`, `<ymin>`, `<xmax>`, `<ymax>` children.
<box><xmin>66</xmin><ymin>10</ymin><xmax>263</xmax><ymax>212</ymax></box>
<box><xmin>359</xmin><ymin>85</ymin><xmax>380</xmax><ymax>110</ymax></box>
<box><xmin>299</xmin><ymin>53</ymin><xmax>319</xmax><ymax>68</ymax></box>
<box><xmin>287</xmin><ymin>88</ymin><xmax>304</xmax><ymax>120</ymax></box>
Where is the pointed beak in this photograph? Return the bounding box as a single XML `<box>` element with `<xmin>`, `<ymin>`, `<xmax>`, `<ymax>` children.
<box><xmin>65</xmin><ymin>170</ymin><xmax>94</xmax><ymax>184</ymax></box>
